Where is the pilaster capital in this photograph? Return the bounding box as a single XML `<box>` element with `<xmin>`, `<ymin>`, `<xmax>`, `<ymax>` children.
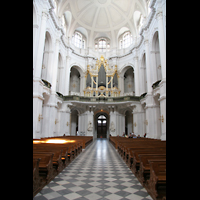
<box><xmin>143</xmin><ymin>30</ymin><xmax>149</xmax><ymax>46</ymax></box>
<box><xmin>55</xmin><ymin>38</ymin><xmax>61</xmax><ymax>45</ymax></box>
<box><xmin>144</xmin><ymin>39</ymin><xmax>149</xmax><ymax>46</ymax></box>
<box><xmin>156</xmin><ymin>9</ymin><xmax>163</xmax><ymax>21</ymax></box>
<box><xmin>133</xmin><ymin>56</ymin><xmax>138</xmax><ymax>61</ymax></box>
<box><xmin>66</xmin><ymin>56</ymin><xmax>71</xmax><ymax>61</ymax></box>
<box><xmin>41</xmin><ymin>10</ymin><xmax>49</xmax><ymax>20</ymax></box>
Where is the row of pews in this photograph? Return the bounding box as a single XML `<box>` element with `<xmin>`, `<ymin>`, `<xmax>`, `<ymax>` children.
<box><xmin>109</xmin><ymin>136</ymin><xmax>166</xmax><ymax>200</ymax></box>
<box><xmin>33</xmin><ymin>136</ymin><xmax>93</xmax><ymax>197</ymax></box>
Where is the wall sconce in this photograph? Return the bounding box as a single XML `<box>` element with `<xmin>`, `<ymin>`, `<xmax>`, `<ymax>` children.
<box><xmin>159</xmin><ymin>115</ymin><xmax>164</xmax><ymax>123</ymax></box>
<box><xmin>38</xmin><ymin>114</ymin><xmax>43</xmax><ymax>121</ymax></box>
<box><xmin>55</xmin><ymin>119</ymin><xmax>59</xmax><ymax>124</ymax></box>
<box><xmin>66</xmin><ymin>122</ymin><xmax>70</xmax><ymax>126</ymax></box>
<box><xmin>134</xmin><ymin>122</ymin><xmax>137</xmax><ymax>127</ymax></box>
<box><xmin>144</xmin><ymin>120</ymin><xmax>148</xmax><ymax>125</ymax></box>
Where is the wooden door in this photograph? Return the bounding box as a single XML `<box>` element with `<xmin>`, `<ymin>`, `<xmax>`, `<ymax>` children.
<box><xmin>97</xmin><ymin>118</ymin><xmax>107</xmax><ymax>138</ymax></box>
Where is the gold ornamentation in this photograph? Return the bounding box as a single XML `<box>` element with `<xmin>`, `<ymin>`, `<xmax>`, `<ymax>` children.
<box><xmin>38</xmin><ymin>114</ymin><xmax>43</xmax><ymax>121</ymax></box>
<box><xmin>159</xmin><ymin>115</ymin><xmax>164</xmax><ymax>123</ymax></box>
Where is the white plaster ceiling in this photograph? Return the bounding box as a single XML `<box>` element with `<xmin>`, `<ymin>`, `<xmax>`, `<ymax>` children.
<box><xmin>58</xmin><ymin>0</ymin><xmax>147</xmax><ymax>47</ymax></box>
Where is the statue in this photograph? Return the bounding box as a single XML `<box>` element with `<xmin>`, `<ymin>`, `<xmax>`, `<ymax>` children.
<box><xmin>110</xmin><ymin>121</ymin><xmax>115</xmax><ymax>132</ymax></box>
<box><xmin>87</xmin><ymin>121</ymin><xmax>93</xmax><ymax>131</ymax></box>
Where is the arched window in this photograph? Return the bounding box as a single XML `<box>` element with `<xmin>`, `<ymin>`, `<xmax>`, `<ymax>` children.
<box><xmin>72</xmin><ymin>31</ymin><xmax>86</xmax><ymax>49</ymax></box>
<box><xmin>119</xmin><ymin>31</ymin><xmax>133</xmax><ymax>49</ymax></box>
<box><xmin>99</xmin><ymin>39</ymin><xmax>106</xmax><ymax>52</ymax></box>
<box><xmin>95</xmin><ymin>37</ymin><xmax>110</xmax><ymax>52</ymax></box>
<box><xmin>74</xmin><ymin>32</ymin><xmax>82</xmax><ymax>48</ymax></box>
<box><xmin>123</xmin><ymin>31</ymin><xmax>133</xmax><ymax>48</ymax></box>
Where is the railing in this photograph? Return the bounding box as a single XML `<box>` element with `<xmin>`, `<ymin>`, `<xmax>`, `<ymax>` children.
<box><xmin>62</xmin><ymin>95</ymin><xmax>140</xmax><ymax>102</ymax></box>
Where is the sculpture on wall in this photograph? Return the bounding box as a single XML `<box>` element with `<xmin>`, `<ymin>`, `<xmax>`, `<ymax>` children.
<box><xmin>87</xmin><ymin>121</ymin><xmax>93</xmax><ymax>131</ymax></box>
<box><xmin>110</xmin><ymin>121</ymin><xmax>115</xmax><ymax>132</ymax></box>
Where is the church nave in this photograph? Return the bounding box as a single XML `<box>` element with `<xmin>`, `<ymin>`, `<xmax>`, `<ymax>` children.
<box><xmin>34</xmin><ymin>139</ymin><xmax>152</xmax><ymax>200</ymax></box>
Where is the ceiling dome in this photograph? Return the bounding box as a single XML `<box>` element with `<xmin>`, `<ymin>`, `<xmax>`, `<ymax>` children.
<box><xmin>58</xmin><ymin>0</ymin><xmax>147</xmax><ymax>47</ymax></box>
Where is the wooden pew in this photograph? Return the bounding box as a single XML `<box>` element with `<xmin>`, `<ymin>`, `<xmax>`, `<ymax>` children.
<box><xmin>146</xmin><ymin>160</ymin><xmax>166</xmax><ymax>200</ymax></box>
<box><xmin>33</xmin><ymin>158</ymin><xmax>41</xmax><ymax>197</ymax></box>
<box><xmin>33</xmin><ymin>146</ymin><xmax>63</xmax><ymax>173</ymax></box>
<box><xmin>128</xmin><ymin>148</ymin><xmax>166</xmax><ymax>169</ymax></box>
<box><xmin>109</xmin><ymin>136</ymin><xmax>166</xmax><ymax>200</ymax></box>
<box><xmin>33</xmin><ymin>152</ymin><xmax>54</xmax><ymax>185</ymax></box>
<box><xmin>33</xmin><ymin>143</ymin><xmax>70</xmax><ymax>167</ymax></box>
<box><xmin>137</xmin><ymin>154</ymin><xmax>166</xmax><ymax>186</ymax></box>
<box><xmin>33</xmin><ymin>136</ymin><xmax>93</xmax><ymax>197</ymax></box>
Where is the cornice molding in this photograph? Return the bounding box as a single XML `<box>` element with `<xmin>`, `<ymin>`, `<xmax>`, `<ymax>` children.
<box><xmin>46</xmin><ymin>0</ymin><xmax>158</xmax><ymax>60</ymax></box>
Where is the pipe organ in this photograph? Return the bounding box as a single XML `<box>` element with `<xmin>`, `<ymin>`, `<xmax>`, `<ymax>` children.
<box><xmin>84</xmin><ymin>55</ymin><xmax>120</xmax><ymax>97</ymax></box>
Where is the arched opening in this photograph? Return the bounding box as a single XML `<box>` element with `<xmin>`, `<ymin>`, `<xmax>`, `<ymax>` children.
<box><xmin>41</xmin><ymin>31</ymin><xmax>52</xmax><ymax>83</ymax></box>
<box><xmin>125</xmin><ymin>110</ymin><xmax>133</xmax><ymax>136</ymax></box>
<box><xmin>70</xmin><ymin>109</ymin><xmax>79</xmax><ymax>136</ymax></box>
<box><xmin>97</xmin><ymin>114</ymin><xmax>107</xmax><ymax>138</ymax></box>
<box><xmin>56</xmin><ymin>53</ymin><xmax>63</xmax><ymax>94</ymax></box>
<box><xmin>124</xmin><ymin>67</ymin><xmax>135</xmax><ymax>96</ymax></box>
<box><xmin>152</xmin><ymin>31</ymin><xmax>162</xmax><ymax>81</ymax></box>
<box><xmin>140</xmin><ymin>53</ymin><xmax>147</xmax><ymax>94</ymax></box>
<box><xmin>94</xmin><ymin>111</ymin><xmax>109</xmax><ymax>139</ymax></box>
<box><xmin>69</xmin><ymin>67</ymin><xmax>80</xmax><ymax>95</ymax></box>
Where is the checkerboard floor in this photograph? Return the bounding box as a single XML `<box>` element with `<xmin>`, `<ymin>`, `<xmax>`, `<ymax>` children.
<box><xmin>34</xmin><ymin>138</ymin><xmax>152</xmax><ymax>200</ymax></box>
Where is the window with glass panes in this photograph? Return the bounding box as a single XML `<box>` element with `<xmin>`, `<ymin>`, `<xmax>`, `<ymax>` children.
<box><xmin>74</xmin><ymin>32</ymin><xmax>82</xmax><ymax>48</ymax></box>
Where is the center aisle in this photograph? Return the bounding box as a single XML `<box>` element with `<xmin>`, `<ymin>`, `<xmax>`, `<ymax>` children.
<box><xmin>34</xmin><ymin>139</ymin><xmax>152</xmax><ymax>200</ymax></box>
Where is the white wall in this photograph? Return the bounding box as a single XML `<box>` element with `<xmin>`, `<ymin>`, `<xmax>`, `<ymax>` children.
<box><xmin>33</xmin><ymin>0</ymin><xmax>166</xmax><ymax>140</ymax></box>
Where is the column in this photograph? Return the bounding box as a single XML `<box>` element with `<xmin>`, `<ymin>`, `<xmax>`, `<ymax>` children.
<box><xmin>80</xmin><ymin>75</ymin><xmax>85</xmax><ymax>96</ymax></box>
<box><xmin>132</xmin><ymin>104</ymin><xmax>145</xmax><ymax>136</ymax></box>
<box><xmin>150</xmin><ymin>50</ymin><xmax>158</xmax><ymax>83</ymax></box>
<box><xmin>133</xmin><ymin>56</ymin><xmax>139</xmax><ymax>96</ymax></box>
<box><xmin>144</xmin><ymin>34</ymin><xmax>152</xmax><ymax>94</ymax></box>
<box><xmin>64</xmin><ymin>56</ymin><xmax>71</xmax><ymax>95</ymax></box>
<box><xmin>159</xmin><ymin>84</ymin><xmax>166</xmax><ymax>140</ymax></box>
<box><xmin>156</xmin><ymin>10</ymin><xmax>166</xmax><ymax>80</ymax></box>
<box><xmin>106</xmin><ymin>76</ymin><xmax>108</xmax><ymax>97</ymax></box>
<box><xmin>33</xmin><ymin>90</ymin><xmax>44</xmax><ymax>139</ymax></box>
<box><xmin>34</xmin><ymin>11</ymin><xmax>49</xmax><ymax>79</ymax></box>
<box><xmin>119</xmin><ymin>75</ymin><xmax>124</xmax><ymax>96</ymax></box>
<box><xmin>51</xmin><ymin>38</ymin><xmax>60</xmax><ymax>92</ymax></box>
<box><xmin>64</xmin><ymin>104</ymin><xmax>71</xmax><ymax>135</ymax></box>
<box><xmin>33</xmin><ymin>24</ymin><xmax>39</xmax><ymax>71</ymax></box>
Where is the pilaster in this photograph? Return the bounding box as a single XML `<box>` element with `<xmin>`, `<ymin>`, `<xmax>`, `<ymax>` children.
<box><xmin>34</xmin><ymin>10</ymin><xmax>49</xmax><ymax>79</ymax></box>
<box><xmin>156</xmin><ymin>9</ymin><xmax>166</xmax><ymax>80</ymax></box>
<box><xmin>158</xmin><ymin>80</ymin><xmax>166</xmax><ymax>140</ymax></box>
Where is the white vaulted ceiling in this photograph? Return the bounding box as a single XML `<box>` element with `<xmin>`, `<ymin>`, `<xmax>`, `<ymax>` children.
<box><xmin>57</xmin><ymin>0</ymin><xmax>147</xmax><ymax>47</ymax></box>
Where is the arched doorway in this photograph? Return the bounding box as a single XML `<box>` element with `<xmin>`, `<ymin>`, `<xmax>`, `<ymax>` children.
<box><xmin>97</xmin><ymin>115</ymin><xmax>107</xmax><ymax>138</ymax></box>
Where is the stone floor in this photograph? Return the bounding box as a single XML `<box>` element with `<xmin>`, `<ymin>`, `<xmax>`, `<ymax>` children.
<box><xmin>33</xmin><ymin>138</ymin><xmax>153</xmax><ymax>200</ymax></box>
